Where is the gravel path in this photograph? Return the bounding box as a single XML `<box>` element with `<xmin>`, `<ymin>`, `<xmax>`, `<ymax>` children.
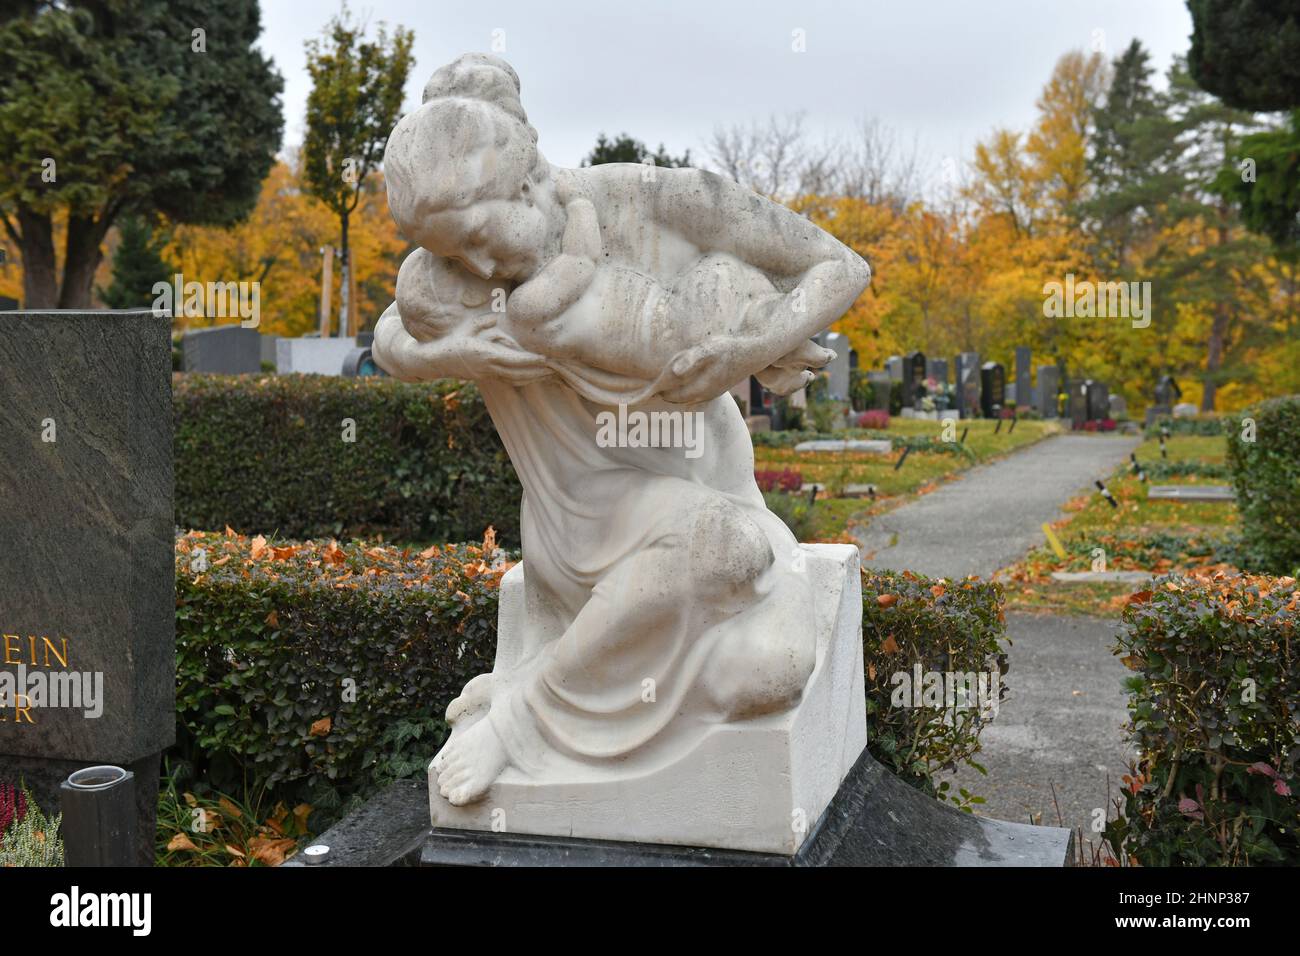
<box><xmin>853</xmin><ymin>434</ymin><xmax>1142</xmax><ymax>845</ymax></box>
<box><xmin>854</xmin><ymin>434</ymin><xmax>1140</xmax><ymax>579</ymax></box>
<box><xmin>938</xmin><ymin>612</ymin><xmax>1135</xmax><ymax>839</ymax></box>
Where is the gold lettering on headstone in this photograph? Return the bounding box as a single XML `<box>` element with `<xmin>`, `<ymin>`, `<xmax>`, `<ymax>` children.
<box><xmin>0</xmin><ymin>634</ymin><xmax>75</xmax><ymax>726</ymax></box>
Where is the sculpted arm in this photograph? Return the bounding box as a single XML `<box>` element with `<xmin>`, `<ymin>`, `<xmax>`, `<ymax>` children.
<box><xmin>373</xmin><ymin>301</ymin><xmax>553</xmax><ymax>386</ymax></box>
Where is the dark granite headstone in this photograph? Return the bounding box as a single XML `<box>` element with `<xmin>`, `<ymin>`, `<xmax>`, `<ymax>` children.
<box><xmin>904</xmin><ymin>350</ymin><xmax>926</xmax><ymax>406</ymax></box>
<box><xmin>1036</xmin><ymin>365</ymin><xmax>1060</xmax><ymax>418</ymax></box>
<box><xmin>1069</xmin><ymin>380</ymin><xmax>1088</xmax><ymax>428</ymax></box>
<box><xmin>980</xmin><ymin>362</ymin><xmax>1005</xmax><ymax>418</ymax></box>
<box><xmin>1086</xmin><ymin>380</ymin><xmax>1110</xmax><ymax>422</ymax></box>
<box><xmin>0</xmin><ymin>309</ymin><xmax>174</xmax><ymax>864</ymax></box>
<box><xmin>867</xmin><ymin>371</ymin><xmax>892</xmax><ymax>412</ymax></box>
<box><xmin>181</xmin><ymin>324</ymin><xmax>261</xmax><ymax>374</ymax></box>
<box><xmin>926</xmin><ymin>357</ymin><xmax>948</xmax><ymax>387</ymax></box>
<box><xmin>1014</xmin><ymin>347</ymin><xmax>1031</xmax><ymax>410</ymax></box>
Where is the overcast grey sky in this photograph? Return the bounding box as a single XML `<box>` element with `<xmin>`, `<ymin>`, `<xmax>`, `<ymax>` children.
<box><xmin>260</xmin><ymin>0</ymin><xmax>1194</xmax><ymax>185</ymax></box>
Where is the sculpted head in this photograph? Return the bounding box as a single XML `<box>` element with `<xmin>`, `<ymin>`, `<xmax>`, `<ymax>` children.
<box><xmin>386</xmin><ymin>54</ymin><xmax>556</xmax><ymax>281</ymax></box>
<box><xmin>395</xmin><ymin>246</ymin><xmax>499</xmax><ymax>343</ymax></box>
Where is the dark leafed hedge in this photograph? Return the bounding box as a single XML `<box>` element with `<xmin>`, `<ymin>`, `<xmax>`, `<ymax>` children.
<box><xmin>173</xmin><ymin>374</ymin><xmax>522</xmax><ymax>546</ymax></box>
<box><xmin>860</xmin><ymin>570</ymin><xmax>1008</xmax><ymax>810</ymax></box>
<box><xmin>1109</xmin><ymin>572</ymin><xmax>1299</xmax><ymax>865</ymax></box>
<box><xmin>175</xmin><ymin>531</ymin><xmax>1011</xmax><ymax>827</ymax></box>
<box><xmin>1227</xmin><ymin>395</ymin><xmax>1300</xmax><ymax>574</ymax></box>
<box><xmin>173</xmin><ymin>530</ymin><xmax>507</xmax><ymax>819</ymax></box>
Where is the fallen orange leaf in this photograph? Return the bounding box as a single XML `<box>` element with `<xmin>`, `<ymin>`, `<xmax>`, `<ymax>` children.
<box><xmin>310</xmin><ymin>717</ymin><xmax>331</xmax><ymax>737</ymax></box>
<box><xmin>167</xmin><ymin>833</ymin><xmax>198</xmax><ymax>853</ymax></box>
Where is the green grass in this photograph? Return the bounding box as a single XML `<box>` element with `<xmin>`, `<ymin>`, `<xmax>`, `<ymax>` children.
<box><xmin>754</xmin><ymin>418</ymin><xmax>1060</xmax><ymax>540</ymax></box>
<box><xmin>1002</xmin><ymin>434</ymin><xmax>1238</xmax><ymax>616</ymax></box>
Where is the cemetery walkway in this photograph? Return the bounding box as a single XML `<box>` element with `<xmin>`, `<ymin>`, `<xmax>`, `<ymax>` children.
<box><xmin>853</xmin><ymin>433</ymin><xmax>1141</xmax><ymax>847</ymax></box>
<box><xmin>854</xmin><ymin>433</ymin><xmax>1140</xmax><ymax>578</ymax></box>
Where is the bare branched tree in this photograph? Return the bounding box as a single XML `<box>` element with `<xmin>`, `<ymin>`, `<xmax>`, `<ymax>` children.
<box><xmin>706</xmin><ymin>112</ymin><xmax>920</xmax><ymax>208</ymax></box>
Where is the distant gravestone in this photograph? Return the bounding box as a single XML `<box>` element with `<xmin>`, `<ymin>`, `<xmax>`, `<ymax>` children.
<box><xmin>885</xmin><ymin>355</ymin><xmax>904</xmax><ymax>384</ymax></box>
<box><xmin>1086</xmin><ymin>381</ymin><xmax>1110</xmax><ymax>421</ymax></box>
<box><xmin>980</xmin><ymin>362</ymin><xmax>1005</xmax><ymax>418</ymax></box>
<box><xmin>181</xmin><ymin>324</ymin><xmax>262</xmax><ymax>374</ymax></box>
<box><xmin>926</xmin><ymin>357</ymin><xmax>948</xmax><ymax>387</ymax></box>
<box><xmin>816</xmin><ymin>331</ymin><xmax>851</xmax><ymax>401</ymax></box>
<box><xmin>904</xmin><ymin>350</ymin><xmax>926</xmax><ymax>407</ymax></box>
<box><xmin>1108</xmin><ymin>394</ymin><xmax>1127</xmax><ymax>418</ymax></box>
<box><xmin>1036</xmin><ymin>365</ymin><xmax>1060</xmax><ymax>417</ymax></box>
<box><xmin>1014</xmin><ymin>347</ymin><xmax>1031</xmax><ymax>410</ymax></box>
<box><xmin>1173</xmin><ymin>403</ymin><xmax>1198</xmax><ymax>419</ymax></box>
<box><xmin>955</xmin><ymin>352</ymin><xmax>981</xmax><ymax>417</ymax></box>
<box><xmin>867</xmin><ymin>371</ymin><xmax>892</xmax><ymax>412</ymax></box>
<box><xmin>0</xmin><ymin>309</ymin><xmax>174</xmax><ymax>864</ymax></box>
<box><xmin>1069</xmin><ymin>380</ymin><xmax>1088</xmax><ymax>428</ymax></box>
<box><xmin>259</xmin><ymin>333</ymin><xmax>278</xmax><ymax>369</ymax></box>
<box><xmin>277</xmin><ymin>336</ymin><xmax>361</xmax><ymax>375</ymax></box>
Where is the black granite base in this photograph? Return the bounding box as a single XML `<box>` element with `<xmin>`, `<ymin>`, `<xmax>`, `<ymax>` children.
<box><xmin>287</xmin><ymin>747</ymin><xmax>1073</xmax><ymax>867</ymax></box>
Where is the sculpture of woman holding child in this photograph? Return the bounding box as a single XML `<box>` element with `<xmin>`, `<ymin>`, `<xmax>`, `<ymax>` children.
<box><xmin>374</xmin><ymin>54</ymin><xmax>870</xmax><ymax>818</ymax></box>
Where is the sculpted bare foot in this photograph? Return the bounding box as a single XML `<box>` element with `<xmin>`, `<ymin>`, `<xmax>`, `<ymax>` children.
<box><xmin>445</xmin><ymin>673</ymin><xmax>494</xmax><ymax>728</ymax></box>
<box><xmin>431</xmin><ymin>715</ymin><xmax>511</xmax><ymax>805</ymax></box>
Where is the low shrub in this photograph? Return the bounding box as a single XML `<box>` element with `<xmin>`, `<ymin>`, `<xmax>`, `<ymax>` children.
<box><xmin>1107</xmin><ymin>571</ymin><xmax>1299</xmax><ymax>865</ymax></box>
<box><xmin>1140</xmin><ymin>460</ymin><xmax>1232</xmax><ymax>481</ymax></box>
<box><xmin>0</xmin><ymin>785</ymin><xmax>62</xmax><ymax>866</ymax></box>
<box><xmin>173</xmin><ymin>529</ymin><xmax>507</xmax><ymax>823</ymax></box>
<box><xmin>855</xmin><ymin>409</ymin><xmax>890</xmax><ymax>429</ymax></box>
<box><xmin>176</xmin><ymin>531</ymin><xmax>1010</xmax><ymax>829</ymax></box>
<box><xmin>174</xmin><ymin>374</ymin><xmax>523</xmax><ymax>546</ymax></box>
<box><xmin>754</xmin><ymin>468</ymin><xmax>803</xmax><ymax>493</ymax></box>
<box><xmin>1144</xmin><ymin>414</ymin><xmax>1229</xmax><ymax>438</ymax></box>
<box><xmin>1226</xmin><ymin>395</ymin><xmax>1300</xmax><ymax>574</ymax></box>
<box><xmin>860</xmin><ymin>570</ymin><xmax>1008</xmax><ymax>810</ymax></box>
<box><xmin>761</xmin><ymin>489</ymin><xmax>818</xmax><ymax>540</ymax></box>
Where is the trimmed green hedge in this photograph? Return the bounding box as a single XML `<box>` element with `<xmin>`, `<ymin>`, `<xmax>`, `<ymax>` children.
<box><xmin>174</xmin><ymin>374</ymin><xmax>522</xmax><ymax>546</ymax></box>
<box><xmin>1227</xmin><ymin>395</ymin><xmax>1300</xmax><ymax>574</ymax></box>
<box><xmin>1108</xmin><ymin>572</ymin><xmax>1299</xmax><ymax>865</ymax></box>
<box><xmin>173</xmin><ymin>531</ymin><xmax>506</xmax><ymax>819</ymax></box>
<box><xmin>861</xmin><ymin>570</ymin><xmax>1008</xmax><ymax>810</ymax></box>
<box><xmin>175</xmin><ymin>531</ymin><xmax>1010</xmax><ymax>827</ymax></box>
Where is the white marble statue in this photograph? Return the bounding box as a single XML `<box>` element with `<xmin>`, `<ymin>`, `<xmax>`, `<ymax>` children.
<box><xmin>373</xmin><ymin>54</ymin><xmax>871</xmax><ymax>829</ymax></box>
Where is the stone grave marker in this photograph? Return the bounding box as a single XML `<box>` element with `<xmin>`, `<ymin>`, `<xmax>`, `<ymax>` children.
<box><xmin>955</xmin><ymin>352</ymin><xmax>981</xmax><ymax>417</ymax></box>
<box><xmin>1147</xmin><ymin>485</ymin><xmax>1236</xmax><ymax>502</ymax></box>
<box><xmin>1014</xmin><ymin>347</ymin><xmax>1031</xmax><ymax>410</ymax></box>
<box><xmin>0</xmin><ymin>309</ymin><xmax>174</xmax><ymax>864</ymax></box>
<box><xmin>980</xmin><ymin>361</ymin><xmax>1005</xmax><ymax>418</ymax></box>
<box><xmin>816</xmin><ymin>330</ymin><xmax>851</xmax><ymax>400</ymax></box>
<box><xmin>905</xmin><ymin>350</ymin><xmax>926</xmax><ymax>406</ymax></box>
<box><xmin>181</xmin><ymin>323</ymin><xmax>262</xmax><ymax>374</ymax></box>
<box><xmin>867</xmin><ymin>370</ymin><xmax>892</xmax><ymax>412</ymax></box>
<box><xmin>926</xmin><ymin>357</ymin><xmax>948</xmax><ymax>388</ymax></box>
<box><xmin>1069</xmin><ymin>380</ymin><xmax>1088</xmax><ymax>428</ymax></box>
<box><xmin>1036</xmin><ymin>365</ymin><xmax>1060</xmax><ymax>417</ymax></box>
<box><xmin>1086</xmin><ymin>380</ymin><xmax>1110</xmax><ymax>421</ymax></box>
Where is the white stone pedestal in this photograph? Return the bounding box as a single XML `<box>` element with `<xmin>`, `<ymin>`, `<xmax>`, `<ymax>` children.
<box><xmin>429</xmin><ymin>544</ymin><xmax>866</xmax><ymax>855</ymax></box>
